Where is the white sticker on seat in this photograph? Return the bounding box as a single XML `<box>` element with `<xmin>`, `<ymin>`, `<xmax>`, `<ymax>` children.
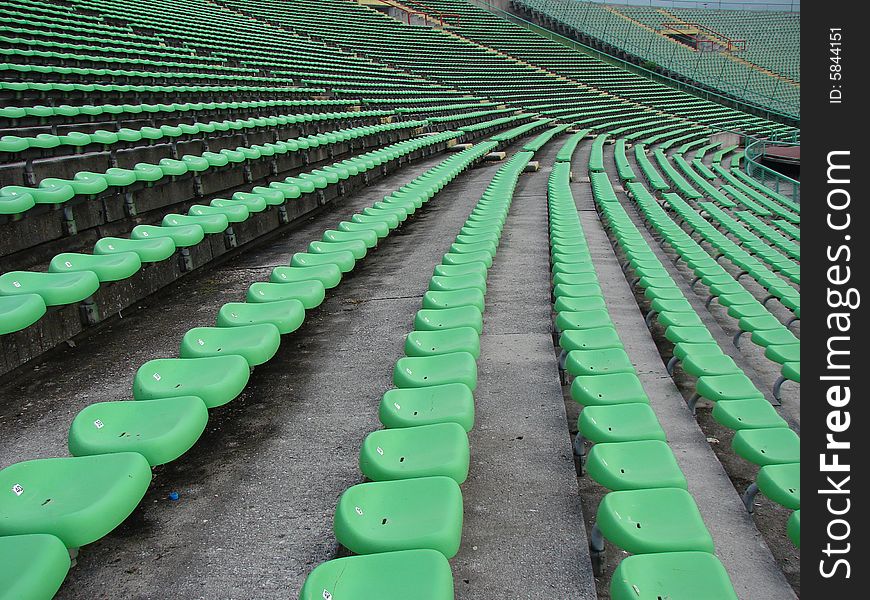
<box><xmin>355</xmin><ymin>506</ymin><xmax>364</xmax><ymax>516</ymax></box>
<box><xmin>11</xmin><ymin>484</ymin><xmax>23</xmax><ymax>496</ymax></box>
<box><xmin>94</xmin><ymin>419</ymin><xmax>104</xmax><ymax>429</ymax></box>
<box><xmin>322</xmin><ymin>590</ymin><xmax>332</xmax><ymax>600</ymax></box>
<box><xmin>153</xmin><ymin>373</ymin><xmax>161</xmax><ymax>381</ymax></box>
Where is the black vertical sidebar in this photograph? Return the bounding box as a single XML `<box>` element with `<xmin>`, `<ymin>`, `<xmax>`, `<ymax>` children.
<box><xmin>802</xmin><ymin>2</ymin><xmax>866</xmax><ymax>597</ymax></box>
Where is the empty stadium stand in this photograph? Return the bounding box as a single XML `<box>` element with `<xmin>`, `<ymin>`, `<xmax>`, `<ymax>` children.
<box><xmin>0</xmin><ymin>0</ymin><xmax>799</xmax><ymax>598</ymax></box>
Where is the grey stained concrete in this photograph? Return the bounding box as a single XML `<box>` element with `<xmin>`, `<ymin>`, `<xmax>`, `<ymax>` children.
<box><xmin>453</xmin><ymin>141</ymin><xmax>597</xmax><ymax>599</ymax></box>
<box><xmin>569</xmin><ymin>149</ymin><xmax>796</xmax><ymax>600</ymax></box>
<box><xmin>0</xmin><ymin>149</ymin><xmax>505</xmax><ymax>599</ymax></box>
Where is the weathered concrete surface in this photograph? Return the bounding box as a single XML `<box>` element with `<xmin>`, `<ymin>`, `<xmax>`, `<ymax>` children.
<box><xmin>453</xmin><ymin>141</ymin><xmax>596</xmax><ymax>599</ymax></box>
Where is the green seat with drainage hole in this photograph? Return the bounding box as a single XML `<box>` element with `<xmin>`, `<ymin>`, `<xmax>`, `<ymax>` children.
<box><xmin>0</xmin><ymin>453</ymin><xmax>152</xmax><ymax>548</ymax></box>
<box><xmin>559</xmin><ymin>327</ymin><xmax>622</xmax><ymax>352</ymax></box>
<box><xmin>553</xmin><ymin>272</ymin><xmax>598</xmax><ymax>287</ymax></box>
<box><xmin>359</xmin><ymin>423</ymin><xmax>469</xmax><ymax>483</ymax></box>
<box><xmin>93</xmin><ymin>236</ymin><xmax>176</xmax><ymax>262</ymax></box>
<box><xmin>555</xmin><ymin>309</ymin><xmax>612</xmax><ymax>332</ymax></box>
<box><xmin>665</xmin><ymin>326</ymin><xmax>714</xmax><ymax>345</ymax></box>
<box><xmin>432</xmin><ymin>262</ymin><xmax>488</xmax><ymax>279</ymax></box>
<box><xmin>246</xmin><ymin>281</ymin><xmax>325</xmax><ymax>309</ymax></box>
<box><xmin>565</xmin><ymin>348</ymin><xmax>635</xmax><ymax>377</ymax></box>
<box><xmin>441</xmin><ymin>251</ymin><xmax>492</xmax><ymax>268</ymax></box>
<box><xmin>732</xmin><ymin>427</ymin><xmax>800</xmax><ymax>466</ymax></box>
<box><xmin>597</xmin><ymin>487</ymin><xmax>714</xmax><ymax>554</ymax></box>
<box><xmin>131</xmin><ymin>224</ymin><xmax>204</xmax><ymax>247</ymax></box>
<box><xmin>378</xmin><ymin>384</ymin><xmax>474</xmax><ymax>432</ymax></box>
<box><xmin>309</xmin><ymin>239</ymin><xmax>367</xmax><ymax>260</ymax></box>
<box><xmin>189</xmin><ymin>203</ymin><xmax>248</xmax><ymax>223</ymax></box>
<box><xmin>756</xmin><ymin>462</ymin><xmax>800</xmax><ymax>509</ymax></box>
<box><xmin>553</xmin><ymin>283</ymin><xmax>602</xmax><ymax>300</ymax></box>
<box><xmin>290</xmin><ymin>250</ymin><xmax>356</xmax><ymax>273</ymax></box>
<box><xmin>572</xmin><ymin>373</ymin><xmax>648</xmax><ymax>406</ymax></box>
<box><xmin>554</xmin><ymin>295</ymin><xmax>607</xmax><ymax>313</ymax></box>
<box><xmin>0</xmin><ymin>534</ymin><xmax>70</xmax><ymax>600</ymax></box>
<box><xmin>133</xmin><ymin>355</ymin><xmax>250</xmax><ymax>408</ymax></box>
<box><xmin>696</xmin><ymin>374</ymin><xmax>764</xmax><ymax>402</ymax></box>
<box><xmin>765</xmin><ymin>343</ymin><xmax>800</xmax><ymax>365</ymax></box>
<box><xmin>180</xmin><ymin>324</ymin><xmax>280</xmax><ymax>366</ymax></box>
<box><xmin>422</xmin><ymin>289</ymin><xmax>485</xmax><ymax>313</ymax></box>
<box><xmin>68</xmin><ymin>396</ymin><xmax>208</xmax><ymax>466</ymax></box>
<box><xmin>354</xmin><ymin>212</ymin><xmax>399</xmax><ymax>230</ymax></box>
<box><xmin>49</xmin><ymin>252</ymin><xmax>141</xmax><ymax>282</ymax></box>
<box><xmin>216</xmin><ymin>300</ymin><xmax>305</xmax><ymax>335</ymax></box>
<box><xmin>681</xmin><ymin>354</ymin><xmax>741</xmax><ymax>377</ymax></box>
<box><xmin>0</xmin><ymin>294</ymin><xmax>46</xmax><ymax>335</ymax></box>
<box><xmin>428</xmin><ymin>274</ymin><xmax>486</xmax><ymax>294</ymax></box>
<box><xmin>270</xmin><ymin>265</ymin><xmax>342</xmax><ymax>289</ymax></box>
<box><xmin>587</xmin><ymin>440</ymin><xmax>687</xmax><ymax>491</ymax></box>
<box><xmin>299</xmin><ymin>549</ymin><xmax>454</xmax><ymax>600</ymax></box>
<box><xmin>610</xmin><ymin>551</ymin><xmax>737</xmax><ymax>600</ymax></box>
<box><xmin>713</xmin><ymin>398</ymin><xmax>787</xmax><ymax>430</ymax></box>
<box><xmin>323</xmin><ymin>228</ymin><xmax>378</xmax><ymax>249</ymax></box>
<box><xmin>787</xmin><ymin>510</ymin><xmax>800</xmax><ymax>548</ymax></box>
<box><xmin>393</xmin><ymin>352</ymin><xmax>477</xmax><ymax>391</ymax></box>
<box><xmin>405</xmin><ymin>327</ymin><xmax>480</xmax><ymax>359</ymax></box>
<box><xmin>414</xmin><ymin>306</ymin><xmax>482</xmax><ymax>334</ymax></box>
<box><xmin>0</xmin><ymin>271</ymin><xmax>99</xmax><ymax>306</ymax></box>
<box><xmin>333</xmin><ymin>476</ymin><xmax>463</xmax><ymax>557</ymax></box>
<box><xmin>578</xmin><ymin>403</ymin><xmax>665</xmax><ymax>444</ymax></box>
<box><xmin>339</xmin><ymin>220</ymin><xmax>389</xmax><ymax>238</ymax></box>
<box><xmin>162</xmin><ymin>213</ymin><xmax>228</xmax><ymax>234</ymax></box>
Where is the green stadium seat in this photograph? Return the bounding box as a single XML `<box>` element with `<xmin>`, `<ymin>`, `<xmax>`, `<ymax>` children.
<box><xmin>405</xmin><ymin>327</ymin><xmax>480</xmax><ymax>359</ymax></box>
<box><xmin>333</xmin><ymin>476</ymin><xmax>463</xmax><ymax>557</ymax></box>
<box><xmin>93</xmin><ymin>237</ymin><xmax>176</xmax><ymax>263</ymax></box>
<box><xmin>0</xmin><ymin>453</ymin><xmax>152</xmax><ymax>548</ymax></box>
<box><xmin>0</xmin><ymin>271</ymin><xmax>100</xmax><ymax>306</ymax></box>
<box><xmin>421</xmin><ymin>288</ymin><xmax>486</xmax><ymax>313</ymax></box>
<box><xmin>48</xmin><ymin>252</ymin><xmax>142</xmax><ymax>282</ymax></box>
<box><xmin>0</xmin><ymin>294</ymin><xmax>47</xmax><ymax>335</ymax></box>
<box><xmin>594</xmin><ymin>487</ymin><xmax>714</xmax><ymax>555</ymax></box>
<box><xmin>270</xmin><ymin>265</ymin><xmax>342</xmax><ymax>289</ymax></box>
<box><xmin>216</xmin><ymin>300</ymin><xmax>305</xmax><ymax>334</ymax></box>
<box><xmin>133</xmin><ymin>355</ymin><xmax>250</xmax><ymax>408</ymax></box>
<box><xmin>299</xmin><ymin>549</ymin><xmax>453</xmax><ymax>600</ymax></box>
<box><xmin>246</xmin><ymin>281</ymin><xmax>326</xmax><ymax>309</ymax></box>
<box><xmin>743</xmin><ymin>462</ymin><xmax>800</xmax><ymax>512</ymax></box>
<box><xmin>359</xmin><ymin>423</ymin><xmax>469</xmax><ymax>483</ymax></box>
<box><xmin>0</xmin><ymin>534</ymin><xmax>70</xmax><ymax>599</ymax></box>
<box><xmin>378</xmin><ymin>384</ymin><xmax>475</xmax><ymax>432</ymax></box>
<box><xmin>732</xmin><ymin>427</ymin><xmax>800</xmax><ymax>466</ymax></box>
<box><xmin>610</xmin><ymin>552</ymin><xmax>737</xmax><ymax>600</ymax></box>
<box><xmin>180</xmin><ymin>324</ymin><xmax>281</xmax><ymax>366</ymax></box>
<box><xmin>571</xmin><ymin>373</ymin><xmax>648</xmax><ymax>406</ymax></box>
<box><xmin>586</xmin><ymin>435</ymin><xmax>685</xmax><ymax>488</ymax></box>
<box><xmin>393</xmin><ymin>352</ymin><xmax>478</xmax><ymax>390</ymax></box>
<box><xmin>414</xmin><ymin>306</ymin><xmax>483</xmax><ymax>334</ymax></box>
<box><xmin>68</xmin><ymin>396</ymin><xmax>208</xmax><ymax>466</ymax></box>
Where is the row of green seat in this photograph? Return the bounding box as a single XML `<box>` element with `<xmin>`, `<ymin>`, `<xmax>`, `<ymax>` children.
<box><xmin>0</xmin><ymin>120</ymin><xmax>427</xmax><ymax>214</ymax></box>
<box><xmin>0</xmin><ymin>110</ymin><xmax>391</xmax><ymax>154</ymax></box>
<box><xmin>607</xmin><ymin>172</ymin><xmax>800</xmax><ymax>548</ymax></box>
<box><xmin>0</xmin><ymin>98</ymin><xmax>359</xmax><ymax>122</ymax></box>
<box><xmin>301</xmin><ymin>144</ymin><xmax>538</xmax><ymax>599</ymax></box>
<box><xmin>0</xmin><ymin>136</ymin><xmax>501</xmax><ymax>598</ymax></box>
<box><xmin>548</xmin><ymin>138</ymin><xmax>738</xmax><ymax>598</ymax></box>
<box><xmin>0</xmin><ymin>130</ymin><xmax>459</xmax><ymax>334</ymax></box>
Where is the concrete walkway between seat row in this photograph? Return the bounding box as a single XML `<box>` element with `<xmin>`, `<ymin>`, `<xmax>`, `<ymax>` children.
<box><xmin>570</xmin><ymin>146</ymin><xmax>797</xmax><ymax>600</ymax></box>
<box><xmin>453</xmin><ymin>141</ymin><xmax>597</xmax><ymax>599</ymax></box>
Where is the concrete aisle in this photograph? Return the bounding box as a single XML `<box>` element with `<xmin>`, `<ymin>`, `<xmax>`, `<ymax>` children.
<box><xmin>453</xmin><ymin>141</ymin><xmax>597</xmax><ymax>599</ymax></box>
<box><xmin>569</xmin><ymin>146</ymin><xmax>796</xmax><ymax>600</ymax></box>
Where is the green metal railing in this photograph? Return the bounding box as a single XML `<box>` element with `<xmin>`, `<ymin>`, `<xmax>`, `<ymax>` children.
<box><xmin>744</xmin><ymin>136</ymin><xmax>800</xmax><ymax>202</ymax></box>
